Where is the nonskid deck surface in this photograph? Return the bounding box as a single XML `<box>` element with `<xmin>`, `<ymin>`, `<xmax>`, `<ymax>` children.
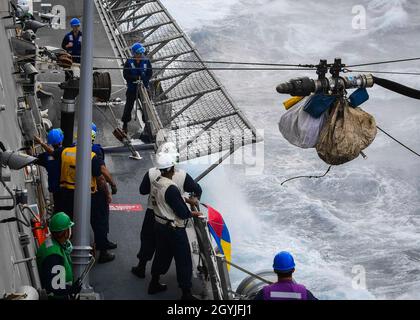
<box><xmin>35</xmin><ymin>3</ymin><xmax>192</xmax><ymax>300</ymax></box>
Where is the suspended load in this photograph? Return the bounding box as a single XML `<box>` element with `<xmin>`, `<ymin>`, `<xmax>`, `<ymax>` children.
<box><xmin>278</xmin><ymin>95</ymin><xmax>330</xmax><ymax>149</ymax></box>
<box><xmin>315</xmin><ymin>96</ymin><xmax>377</xmax><ymax>165</ymax></box>
<box><xmin>277</xmin><ymin>58</ymin><xmax>378</xmax><ymax>165</ymax></box>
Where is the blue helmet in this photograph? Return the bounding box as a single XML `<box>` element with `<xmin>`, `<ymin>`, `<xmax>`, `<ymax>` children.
<box><xmin>91</xmin><ymin>122</ymin><xmax>97</xmax><ymax>133</ymax></box>
<box><xmin>131</xmin><ymin>43</ymin><xmax>145</xmax><ymax>55</ymax></box>
<box><xmin>47</xmin><ymin>129</ymin><xmax>64</xmax><ymax>146</ymax></box>
<box><xmin>273</xmin><ymin>251</ymin><xmax>296</xmax><ymax>272</ymax></box>
<box><xmin>70</xmin><ymin>18</ymin><xmax>81</xmax><ymax>27</ymax></box>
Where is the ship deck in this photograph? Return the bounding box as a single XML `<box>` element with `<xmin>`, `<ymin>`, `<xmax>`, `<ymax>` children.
<box><xmin>35</xmin><ymin>3</ymin><xmax>195</xmax><ymax>300</ymax></box>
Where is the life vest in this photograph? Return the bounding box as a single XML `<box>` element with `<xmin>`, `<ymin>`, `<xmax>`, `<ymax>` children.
<box><xmin>262</xmin><ymin>280</ymin><xmax>308</xmax><ymax>300</ymax></box>
<box><xmin>60</xmin><ymin>146</ymin><xmax>97</xmax><ymax>193</ymax></box>
<box><xmin>150</xmin><ymin>176</ymin><xmax>187</xmax><ymax>228</ymax></box>
<box><xmin>147</xmin><ymin>168</ymin><xmax>161</xmax><ymax>210</ymax></box>
<box><xmin>36</xmin><ymin>237</ymin><xmax>74</xmax><ymax>294</ymax></box>
<box><xmin>147</xmin><ymin>168</ymin><xmax>187</xmax><ymax>209</ymax></box>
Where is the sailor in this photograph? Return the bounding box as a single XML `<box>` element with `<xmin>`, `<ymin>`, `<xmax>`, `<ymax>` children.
<box><xmin>147</xmin><ymin>153</ymin><xmax>202</xmax><ymax>300</ymax></box>
<box><xmin>55</xmin><ymin>142</ymin><xmax>115</xmax><ymax>263</ymax></box>
<box><xmin>61</xmin><ymin>18</ymin><xmax>82</xmax><ymax>64</ymax></box>
<box><xmin>36</xmin><ymin>212</ymin><xmax>81</xmax><ymax>299</ymax></box>
<box><xmin>254</xmin><ymin>251</ymin><xmax>318</xmax><ymax>300</ymax></box>
<box><xmin>34</xmin><ymin>129</ymin><xmax>65</xmax><ymax>213</ymax></box>
<box><xmin>121</xmin><ymin>42</ymin><xmax>153</xmax><ymax>134</ymax></box>
<box><xmin>91</xmin><ymin>124</ymin><xmax>118</xmax><ymax>252</ymax></box>
<box><xmin>132</xmin><ymin>142</ymin><xmax>202</xmax><ymax>278</ymax></box>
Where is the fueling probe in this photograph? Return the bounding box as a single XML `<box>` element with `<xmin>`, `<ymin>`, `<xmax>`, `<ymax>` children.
<box><xmin>276</xmin><ymin>58</ymin><xmax>374</xmax><ymax>97</ymax></box>
<box><xmin>277</xmin><ymin>58</ymin><xmax>420</xmax><ymax>101</ymax></box>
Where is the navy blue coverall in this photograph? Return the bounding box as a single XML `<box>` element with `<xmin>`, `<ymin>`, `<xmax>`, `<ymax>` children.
<box><xmin>121</xmin><ymin>58</ymin><xmax>153</xmax><ymax>125</ymax></box>
<box><xmin>61</xmin><ymin>30</ymin><xmax>82</xmax><ymax>63</ymax></box>
<box><xmin>91</xmin><ymin>143</ymin><xmax>111</xmax><ymax>250</ymax></box>
<box><xmin>36</xmin><ymin>147</ymin><xmax>62</xmax><ymax>213</ymax></box>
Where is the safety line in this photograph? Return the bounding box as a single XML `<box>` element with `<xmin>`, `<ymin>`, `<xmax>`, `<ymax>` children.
<box><xmin>281</xmin><ymin>166</ymin><xmax>332</xmax><ymax>186</ymax></box>
<box><xmin>347</xmin><ymin>69</ymin><xmax>420</xmax><ymax>76</ymax></box>
<box><xmin>376</xmin><ymin>126</ymin><xmax>420</xmax><ymax>158</ymax></box>
<box><xmin>347</xmin><ymin>57</ymin><xmax>420</xmax><ymax>68</ymax></box>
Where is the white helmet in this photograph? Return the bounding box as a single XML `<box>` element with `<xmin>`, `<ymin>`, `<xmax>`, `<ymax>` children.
<box><xmin>157</xmin><ymin>142</ymin><xmax>179</xmax><ymax>163</ymax></box>
<box><xmin>156</xmin><ymin>152</ymin><xmax>175</xmax><ymax>170</ymax></box>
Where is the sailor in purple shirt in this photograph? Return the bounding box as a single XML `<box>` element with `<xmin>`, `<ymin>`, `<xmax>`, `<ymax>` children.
<box><xmin>254</xmin><ymin>251</ymin><xmax>317</xmax><ymax>300</ymax></box>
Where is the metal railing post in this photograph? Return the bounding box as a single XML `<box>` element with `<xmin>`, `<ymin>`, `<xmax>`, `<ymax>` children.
<box><xmin>72</xmin><ymin>0</ymin><xmax>94</xmax><ymax>288</ymax></box>
<box><xmin>215</xmin><ymin>254</ymin><xmax>234</xmax><ymax>300</ymax></box>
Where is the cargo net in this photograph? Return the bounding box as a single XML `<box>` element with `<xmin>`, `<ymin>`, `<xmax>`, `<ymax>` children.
<box><xmin>102</xmin><ymin>0</ymin><xmax>260</xmax><ymax>161</ymax></box>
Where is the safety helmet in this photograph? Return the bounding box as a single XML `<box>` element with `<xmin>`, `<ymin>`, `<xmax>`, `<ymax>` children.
<box><xmin>92</xmin><ymin>122</ymin><xmax>97</xmax><ymax>133</ymax></box>
<box><xmin>156</xmin><ymin>152</ymin><xmax>175</xmax><ymax>170</ymax></box>
<box><xmin>70</xmin><ymin>18</ymin><xmax>81</xmax><ymax>27</ymax></box>
<box><xmin>273</xmin><ymin>251</ymin><xmax>296</xmax><ymax>272</ymax></box>
<box><xmin>131</xmin><ymin>42</ymin><xmax>145</xmax><ymax>55</ymax></box>
<box><xmin>91</xmin><ymin>130</ymin><xmax>96</xmax><ymax>141</ymax></box>
<box><xmin>47</xmin><ymin>128</ymin><xmax>64</xmax><ymax>146</ymax></box>
<box><xmin>49</xmin><ymin>212</ymin><xmax>74</xmax><ymax>233</ymax></box>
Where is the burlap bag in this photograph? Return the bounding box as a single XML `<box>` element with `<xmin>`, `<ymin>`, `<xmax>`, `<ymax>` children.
<box><xmin>316</xmin><ymin>98</ymin><xmax>377</xmax><ymax>165</ymax></box>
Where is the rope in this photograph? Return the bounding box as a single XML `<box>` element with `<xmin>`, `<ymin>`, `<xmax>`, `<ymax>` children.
<box><xmin>348</xmin><ymin>57</ymin><xmax>420</xmax><ymax>68</ymax></box>
<box><xmin>222</xmin><ymin>258</ymin><xmax>274</xmax><ymax>285</ymax></box>
<box><xmin>70</xmin><ymin>54</ymin><xmax>311</xmax><ymax>67</ymax></box>
<box><xmin>279</xmin><ymin>127</ymin><xmax>419</xmax><ymax>187</ymax></box>
<box><xmin>67</xmin><ymin>54</ymin><xmax>420</xmax><ymax>69</ymax></box>
<box><xmin>347</xmin><ymin>69</ymin><xmax>420</xmax><ymax>76</ymax></box>
<box><xmin>25</xmin><ymin>54</ymin><xmax>420</xmax><ymax>76</ymax></box>
<box><xmin>281</xmin><ymin>166</ymin><xmax>333</xmax><ymax>186</ymax></box>
<box><xmin>92</xmin><ymin>66</ymin><xmax>316</xmax><ymax>71</ymax></box>
<box><xmin>377</xmin><ymin>126</ymin><xmax>420</xmax><ymax>158</ymax></box>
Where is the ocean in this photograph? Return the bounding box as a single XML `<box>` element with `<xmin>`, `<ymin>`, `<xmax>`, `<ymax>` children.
<box><xmin>162</xmin><ymin>0</ymin><xmax>420</xmax><ymax>299</ymax></box>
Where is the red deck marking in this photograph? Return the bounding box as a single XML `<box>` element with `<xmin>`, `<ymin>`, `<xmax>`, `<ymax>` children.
<box><xmin>109</xmin><ymin>204</ymin><xmax>144</xmax><ymax>212</ymax></box>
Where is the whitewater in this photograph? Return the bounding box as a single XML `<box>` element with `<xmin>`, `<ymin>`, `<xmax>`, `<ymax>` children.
<box><xmin>161</xmin><ymin>0</ymin><xmax>420</xmax><ymax>299</ymax></box>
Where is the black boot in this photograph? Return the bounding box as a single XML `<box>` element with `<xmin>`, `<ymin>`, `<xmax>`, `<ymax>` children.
<box><xmin>148</xmin><ymin>275</ymin><xmax>167</xmax><ymax>294</ymax></box>
<box><xmin>98</xmin><ymin>250</ymin><xmax>115</xmax><ymax>264</ymax></box>
<box><xmin>106</xmin><ymin>240</ymin><xmax>117</xmax><ymax>250</ymax></box>
<box><xmin>131</xmin><ymin>260</ymin><xmax>146</xmax><ymax>278</ymax></box>
<box><xmin>122</xmin><ymin>122</ymin><xmax>128</xmax><ymax>134</ymax></box>
<box><xmin>181</xmin><ymin>288</ymin><xmax>199</xmax><ymax>300</ymax></box>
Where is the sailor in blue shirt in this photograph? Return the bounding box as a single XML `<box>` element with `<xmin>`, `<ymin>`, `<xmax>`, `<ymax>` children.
<box><xmin>34</xmin><ymin>129</ymin><xmax>64</xmax><ymax>213</ymax></box>
<box><xmin>91</xmin><ymin>124</ymin><xmax>118</xmax><ymax>258</ymax></box>
<box><xmin>61</xmin><ymin>18</ymin><xmax>82</xmax><ymax>64</ymax></box>
<box><xmin>121</xmin><ymin>42</ymin><xmax>153</xmax><ymax>134</ymax></box>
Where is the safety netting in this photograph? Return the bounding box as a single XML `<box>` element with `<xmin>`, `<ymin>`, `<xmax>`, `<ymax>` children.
<box><xmin>97</xmin><ymin>0</ymin><xmax>261</xmax><ymax>161</ymax></box>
